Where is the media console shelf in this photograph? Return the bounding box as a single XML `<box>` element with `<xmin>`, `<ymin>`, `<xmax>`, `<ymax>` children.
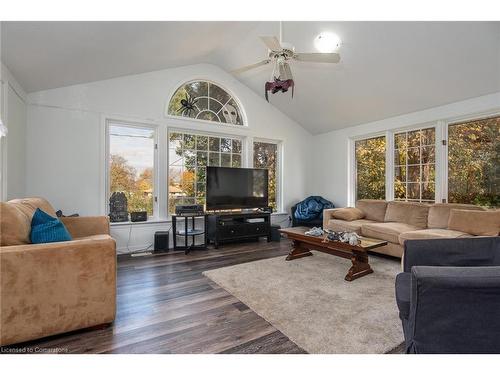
<box><xmin>207</xmin><ymin>212</ymin><xmax>271</xmax><ymax>248</ymax></box>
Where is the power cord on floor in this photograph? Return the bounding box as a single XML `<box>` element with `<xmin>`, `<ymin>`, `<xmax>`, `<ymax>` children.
<box><xmin>128</xmin><ymin>224</ymin><xmax>172</xmax><ymax>256</ymax></box>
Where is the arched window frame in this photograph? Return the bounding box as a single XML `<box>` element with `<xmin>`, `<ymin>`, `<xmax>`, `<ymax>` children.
<box><xmin>165</xmin><ymin>79</ymin><xmax>247</xmax><ymax>127</ymax></box>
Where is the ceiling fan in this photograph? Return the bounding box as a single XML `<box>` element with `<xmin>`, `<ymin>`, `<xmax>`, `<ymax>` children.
<box><xmin>231</xmin><ymin>22</ymin><xmax>341</xmax><ymax>101</ymax></box>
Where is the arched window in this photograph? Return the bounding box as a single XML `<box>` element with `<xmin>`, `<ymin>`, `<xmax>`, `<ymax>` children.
<box><xmin>167</xmin><ymin>80</ymin><xmax>245</xmax><ymax>126</ymax></box>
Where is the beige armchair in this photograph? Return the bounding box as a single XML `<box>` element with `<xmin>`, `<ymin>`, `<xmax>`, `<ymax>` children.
<box><xmin>0</xmin><ymin>198</ymin><xmax>116</xmax><ymax>347</ymax></box>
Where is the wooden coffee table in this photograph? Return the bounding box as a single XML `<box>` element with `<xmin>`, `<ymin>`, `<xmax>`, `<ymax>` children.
<box><xmin>279</xmin><ymin>226</ymin><xmax>388</xmax><ymax>281</ymax></box>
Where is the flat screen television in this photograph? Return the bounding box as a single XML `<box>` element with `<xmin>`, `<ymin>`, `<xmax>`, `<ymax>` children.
<box><xmin>206</xmin><ymin>166</ymin><xmax>268</xmax><ymax>210</ymax></box>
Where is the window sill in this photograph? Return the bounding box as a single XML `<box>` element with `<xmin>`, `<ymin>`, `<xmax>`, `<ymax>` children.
<box><xmin>110</xmin><ymin>218</ymin><xmax>171</xmax><ymax>227</ymax></box>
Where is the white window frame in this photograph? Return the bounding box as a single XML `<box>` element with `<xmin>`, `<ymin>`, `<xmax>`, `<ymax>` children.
<box><xmin>104</xmin><ymin>118</ymin><xmax>159</xmax><ymax>220</ymax></box>
<box><xmin>442</xmin><ymin>110</ymin><xmax>500</xmax><ymax>204</ymax></box>
<box><xmin>349</xmin><ymin>108</ymin><xmax>500</xmax><ymax>205</ymax></box>
<box><xmin>167</xmin><ymin>127</ymin><xmax>247</xmax><ymax>217</ymax></box>
<box><xmin>165</xmin><ymin>79</ymin><xmax>248</xmax><ymax>129</ymax></box>
<box><xmin>392</xmin><ymin>125</ymin><xmax>438</xmax><ymax>203</ymax></box>
<box><xmin>349</xmin><ymin>132</ymin><xmax>387</xmax><ymax>206</ymax></box>
<box><xmin>252</xmin><ymin>138</ymin><xmax>284</xmax><ymax>214</ymax></box>
<box><xmin>350</xmin><ymin>123</ymin><xmax>439</xmax><ymax>205</ymax></box>
<box><xmin>0</xmin><ymin>78</ymin><xmax>7</xmax><ymax>201</ymax></box>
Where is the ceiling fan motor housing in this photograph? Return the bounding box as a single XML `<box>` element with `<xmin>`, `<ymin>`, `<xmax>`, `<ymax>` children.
<box><xmin>269</xmin><ymin>48</ymin><xmax>295</xmax><ymax>60</ymax></box>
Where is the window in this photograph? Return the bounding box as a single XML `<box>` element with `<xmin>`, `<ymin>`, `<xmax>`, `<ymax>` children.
<box><xmin>168</xmin><ymin>131</ymin><xmax>243</xmax><ymax>214</ymax></box>
<box><xmin>355</xmin><ymin>136</ymin><xmax>386</xmax><ymax>200</ymax></box>
<box><xmin>394</xmin><ymin>127</ymin><xmax>436</xmax><ymax>202</ymax></box>
<box><xmin>448</xmin><ymin>116</ymin><xmax>499</xmax><ymax>207</ymax></box>
<box><xmin>167</xmin><ymin>81</ymin><xmax>244</xmax><ymax>126</ymax></box>
<box><xmin>253</xmin><ymin>141</ymin><xmax>279</xmax><ymax>212</ymax></box>
<box><xmin>108</xmin><ymin>123</ymin><xmax>156</xmax><ymax>216</ymax></box>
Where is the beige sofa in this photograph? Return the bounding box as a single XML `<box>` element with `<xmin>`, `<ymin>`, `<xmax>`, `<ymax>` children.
<box><xmin>0</xmin><ymin>197</ymin><xmax>116</xmax><ymax>346</ymax></box>
<box><xmin>323</xmin><ymin>200</ymin><xmax>500</xmax><ymax>258</ymax></box>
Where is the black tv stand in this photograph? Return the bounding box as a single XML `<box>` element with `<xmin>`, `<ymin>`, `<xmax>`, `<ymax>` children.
<box><xmin>207</xmin><ymin>211</ymin><xmax>271</xmax><ymax>248</ymax></box>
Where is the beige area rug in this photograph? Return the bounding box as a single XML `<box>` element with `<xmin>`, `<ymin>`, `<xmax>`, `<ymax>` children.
<box><xmin>203</xmin><ymin>251</ymin><xmax>404</xmax><ymax>353</ymax></box>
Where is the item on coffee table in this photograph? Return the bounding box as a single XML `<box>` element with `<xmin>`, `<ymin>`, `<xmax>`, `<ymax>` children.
<box><xmin>325</xmin><ymin>230</ymin><xmax>360</xmax><ymax>245</ymax></box>
<box><xmin>304</xmin><ymin>227</ymin><xmax>324</xmax><ymax>237</ymax></box>
<box><xmin>344</xmin><ymin>232</ymin><xmax>361</xmax><ymax>246</ymax></box>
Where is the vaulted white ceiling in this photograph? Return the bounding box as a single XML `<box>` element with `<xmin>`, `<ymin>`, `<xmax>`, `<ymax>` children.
<box><xmin>2</xmin><ymin>21</ymin><xmax>500</xmax><ymax>134</ymax></box>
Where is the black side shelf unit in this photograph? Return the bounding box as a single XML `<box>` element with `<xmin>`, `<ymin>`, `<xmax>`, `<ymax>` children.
<box><xmin>172</xmin><ymin>214</ymin><xmax>208</xmax><ymax>254</ymax></box>
<box><xmin>207</xmin><ymin>212</ymin><xmax>271</xmax><ymax>248</ymax></box>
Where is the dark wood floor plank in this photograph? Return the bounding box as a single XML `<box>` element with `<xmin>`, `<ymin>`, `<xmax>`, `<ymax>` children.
<box><xmin>219</xmin><ymin>331</ymin><xmax>307</xmax><ymax>354</ymax></box>
<box><xmin>2</xmin><ymin>238</ymin><xmax>306</xmax><ymax>354</ymax></box>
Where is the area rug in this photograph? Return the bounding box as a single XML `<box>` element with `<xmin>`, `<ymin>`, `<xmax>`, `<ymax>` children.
<box><xmin>203</xmin><ymin>251</ymin><xmax>404</xmax><ymax>353</ymax></box>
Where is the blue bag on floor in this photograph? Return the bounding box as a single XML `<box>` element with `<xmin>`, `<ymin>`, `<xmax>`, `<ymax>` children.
<box><xmin>294</xmin><ymin>196</ymin><xmax>334</xmax><ymax>221</ymax></box>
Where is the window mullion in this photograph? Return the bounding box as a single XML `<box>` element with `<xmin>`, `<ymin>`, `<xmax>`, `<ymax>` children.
<box><xmin>386</xmin><ymin>131</ymin><xmax>394</xmax><ymax>201</ymax></box>
<box><xmin>436</xmin><ymin>120</ymin><xmax>447</xmax><ymax>203</ymax></box>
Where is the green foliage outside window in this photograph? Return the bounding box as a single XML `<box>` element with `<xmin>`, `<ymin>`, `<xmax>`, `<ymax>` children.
<box><xmin>253</xmin><ymin>142</ymin><xmax>278</xmax><ymax>212</ymax></box>
<box><xmin>168</xmin><ymin>132</ymin><xmax>242</xmax><ymax>214</ymax></box>
<box><xmin>355</xmin><ymin>136</ymin><xmax>386</xmax><ymax>200</ymax></box>
<box><xmin>108</xmin><ymin>125</ymin><xmax>155</xmax><ymax>216</ymax></box>
<box><xmin>394</xmin><ymin>127</ymin><xmax>436</xmax><ymax>202</ymax></box>
<box><xmin>448</xmin><ymin>116</ymin><xmax>499</xmax><ymax>207</ymax></box>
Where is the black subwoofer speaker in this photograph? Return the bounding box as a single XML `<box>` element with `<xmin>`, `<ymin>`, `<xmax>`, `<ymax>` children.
<box><xmin>154</xmin><ymin>231</ymin><xmax>169</xmax><ymax>252</ymax></box>
<box><xmin>270</xmin><ymin>225</ymin><xmax>281</xmax><ymax>242</ymax></box>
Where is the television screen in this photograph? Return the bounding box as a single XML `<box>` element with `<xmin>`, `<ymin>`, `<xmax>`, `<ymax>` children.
<box><xmin>206</xmin><ymin>167</ymin><xmax>268</xmax><ymax>210</ymax></box>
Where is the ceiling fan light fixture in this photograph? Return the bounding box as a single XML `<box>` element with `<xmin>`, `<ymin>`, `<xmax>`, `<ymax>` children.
<box><xmin>314</xmin><ymin>32</ymin><xmax>341</xmax><ymax>53</ymax></box>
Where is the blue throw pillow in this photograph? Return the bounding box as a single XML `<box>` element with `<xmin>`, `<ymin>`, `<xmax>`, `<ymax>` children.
<box><xmin>30</xmin><ymin>208</ymin><xmax>72</xmax><ymax>244</ymax></box>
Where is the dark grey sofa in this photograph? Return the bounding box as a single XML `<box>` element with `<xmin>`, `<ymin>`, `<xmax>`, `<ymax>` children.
<box><xmin>395</xmin><ymin>237</ymin><xmax>500</xmax><ymax>353</ymax></box>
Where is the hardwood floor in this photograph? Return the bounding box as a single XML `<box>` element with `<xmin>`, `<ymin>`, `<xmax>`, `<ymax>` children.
<box><xmin>3</xmin><ymin>239</ymin><xmax>307</xmax><ymax>354</ymax></box>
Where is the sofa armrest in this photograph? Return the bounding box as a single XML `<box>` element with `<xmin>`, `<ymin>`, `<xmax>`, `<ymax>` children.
<box><xmin>407</xmin><ymin>266</ymin><xmax>500</xmax><ymax>353</ymax></box>
<box><xmin>403</xmin><ymin>237</ymin><xmax>500</xmax><ymax>272</ymax></box>
<box><xmin>61</xmin><ymin>216</ymin><xmax>110</xmax><ymax>238</ymax></box>
<box><xmin>0</xmin><ymin>236</ymin><xmax>116</xmax><ymax>346</ymax></box>
<box><xmin>322</xmin><ymin>208</ymin><xmax>341</xmax><ymax>229</ymax></box>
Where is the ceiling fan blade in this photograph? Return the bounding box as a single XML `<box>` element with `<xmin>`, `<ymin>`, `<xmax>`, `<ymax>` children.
<box><xmin>259</xmin><ymin>36</ymin><xmax>282</xmax><ymax>51</ymax></box>
<box><xmin>231</xmin><ymin>59</ymin><xmax>271</xmax><ymax>75</ymax></box>
<box><xmin>294</xmin><ymin>52</ymin><xmax>340</xmax><ymax>63</ymax></box>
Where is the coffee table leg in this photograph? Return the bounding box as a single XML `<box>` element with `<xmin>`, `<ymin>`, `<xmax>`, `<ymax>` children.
<box><xmin>286</xmin><ymin>240</ymin><xmax>313</xmax><ymax>261</ymax></box>
<box><xmin>345</xmin><ymin>251</ymin><xmax>373</xmax><ymax>281</ymax></box>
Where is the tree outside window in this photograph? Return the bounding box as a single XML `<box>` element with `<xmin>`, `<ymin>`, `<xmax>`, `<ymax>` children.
<box><xmin>168</xmin><ymin>132</ymin><xmax>242</xmax><ymax>214</ymax></box>
<box><xmin>355</xmin><ymin>136</ymin><xmax>386</xmax><ymax>200</ymax></box>
<box><xmin>253</xmin><ymin>141</ymin><xmax>279</xmax><ymax>212</ymax></box>
<box><xmin>394</xmin><ymin>127</ymin><xmax>436</xmax><ymax>203</ymax></box>
<box><xmin>108</xmin><ymin>124</ymin><xmax>155</xmax><ymax>215</ymax></box>
<box><xmin>448</xmin><ymin>116</ymin><xmax>499</xmax><ymax>207</ymax></box>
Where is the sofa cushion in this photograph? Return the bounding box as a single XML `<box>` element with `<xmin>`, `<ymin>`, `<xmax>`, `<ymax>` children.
<box><xmin>362</xmin><ymin>222</ymin><xmax>419</xmax><ymax>244</ymax></box>
<box><xmin>326</xmin><ymin>219</ymin><xmax>376</xmax><ymax>234</ymax></box>
<box><xmin>398</xmin><ymin>228</ymin><xmax>473</xmax><ymax>246</ymax></box>
<box><xmin>355</xmin><ymin>200</ymin><xmax>388</xmax><ymax>222</ymax></box>
<box><xmin>384</xmin><ymin>201</ymin><xmax>430</xmax><ymax>228</ymax></box>
<box><xmin>7</xmin><ymin>197</ymin><xmax>57</xmax><ymax>218</ymax></box>
<box><xmin>0</xmin><ymin>202</ymin><xmax>31</xmax><ymax>246</ymax></box>
<box><xmin>448</xmin><ymin>209</ymin><xmax>500</xmax><ymax>236</ymax></box>
<box><xmin>395</xmin><ymin>272</ymin><xmax>411</xmax><ymax>320</ymax></box>
<box><xmin>0</xmin><ymin>197</ymin><xmax>58</xmax><ymax>246</ymax></box>
<box><xmin>331</xmin><ymin>207</ymin><xmax>365</xmax><ymax>221</ymax></box>
<box><xmin>428</xmin><ymin>203</ymin><xmax>485</xmax><ymax>229</ymax></box>
<box><xmin>30</xmin><ymin>208</ymin><xmax>72</xmax><ymax>244</ymax></box>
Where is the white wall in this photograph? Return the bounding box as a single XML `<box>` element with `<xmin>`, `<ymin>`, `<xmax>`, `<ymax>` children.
<box><xmin>1</xmin><ymin>63</ymin><xmax>27</xmax><ymax>200</ymax></box>
<box><xmin>26</xmin><ymin>63</ymin><xmax>313</xmax><ymax>253</ymax></box>
<box><xmin>309</xmin><ymin>92</ymin><xmax>500</xmax><ymax>208</ymax></box>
